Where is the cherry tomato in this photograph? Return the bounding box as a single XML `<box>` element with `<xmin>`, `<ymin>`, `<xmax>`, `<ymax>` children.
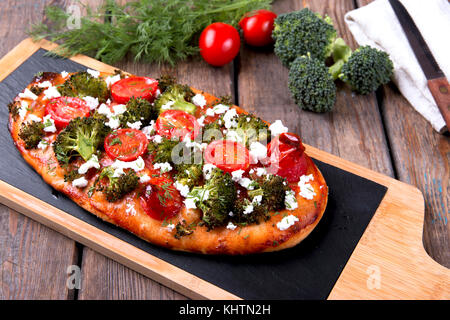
<box><xmin>204</xmin><ymin>140</ymin><xmax>250</xmax><ymax>173</ymax></box>
<box><xmin>155</xmin><ymin>110</ymin><xmax>200</xmax><ymax>140</ymax></box>
<box><xmin>140</xmin><ymin>176</ymin><xmax>183</xmax><ymax>220</ymax></box>
<box><xmin>104</xmin><ymin>128</ymin><xmax>148</xmax><ymax>162</ymax></box>
<box><xmin>111</xmin><ymin>76</ymin><xmax>158</xmax><ymax>104</ymax></box>
<box><xmin>267</xmin><ymin>132</ymin><xmax>307</xmax><ymax>182</ymax></box>
<box><xmin>199</xmin><ymin>22</ymin><xmax>241</xmax><ymax>67</ymax></box>
<box><xmin>239</xmin><ymin>9</ymin><xmax>277</xmax><ymax>47</ymax></box>
<box><xmin>45</xmin><ymin>97</ymin><xmax>90</xmax><ymax>129</ymax></box>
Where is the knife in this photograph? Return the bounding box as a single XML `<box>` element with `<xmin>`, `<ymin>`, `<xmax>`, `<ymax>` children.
<box><xmin>388</xmin><ymin>0</ymin><xmax>450</xmax><ymax>131</ymax></box>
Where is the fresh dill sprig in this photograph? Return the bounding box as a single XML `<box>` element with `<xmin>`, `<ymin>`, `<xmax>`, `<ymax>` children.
<box><xmin>29</xmin><ymin>0</ymin><xmax>272</xmax><ymax>66</ymax></box>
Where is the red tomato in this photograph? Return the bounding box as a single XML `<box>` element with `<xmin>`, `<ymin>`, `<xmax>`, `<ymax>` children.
<box><xmin>267</xmin><ymin>132</ymin><xmax>307</xmax><ymax>182</ymax></box>
<box><xmin>155</xmin><ymin>110</ymin><xmax>200</xmax><ymax>140</ymax></box>
<box><xmin>104</xmin><ymin>128</ymin><xmax>148</xmax><ymax>162</ymax></box>
<box><xmin>111</xmin><ymin>76</ymin><xmax>158</xmax><ymax>104</ymax></box>
<box><xmin>140</xmin><ymin>176</ymin><xmax>183</xmax><ymax>220</ymax></box>
<box><xmin>239</xmin><ymin>9</ymin><xmax>277</xmax><ymax>47</ymax></box>
<box><xmin>204</xmin><ymin>140</ymin><xmax>250</xmax><ymax>173</ymax></box>
<box><xmin>45</xmin><ymin>97</ymin><xmax>90</xmax><ymax>128</ymax></box>
<box><xmin>199</xmin><ymin>22</ymin><xmax>241</xmax><ymax>67</ymax></box>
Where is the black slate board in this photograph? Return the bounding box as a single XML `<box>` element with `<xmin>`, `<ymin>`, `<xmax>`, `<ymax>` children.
<box><xmin>0</xmin><ymin>49</ymin><xmax>387</xmax><ymax>299</ymax></box>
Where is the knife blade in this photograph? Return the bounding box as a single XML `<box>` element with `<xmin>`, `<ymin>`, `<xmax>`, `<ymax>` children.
<box><xmin>388</xmin><ymin>0</ymin><xmax>450</xmax><ymax>131</ymax></box>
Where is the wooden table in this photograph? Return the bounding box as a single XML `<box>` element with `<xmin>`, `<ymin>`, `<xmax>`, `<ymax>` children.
<box><xmin>0</xmin><ymin>0</ymin><xmax>448</xmax><ymax>300</ymax></box>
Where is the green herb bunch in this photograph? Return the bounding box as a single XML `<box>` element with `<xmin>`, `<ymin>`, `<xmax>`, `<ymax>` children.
<box><xmin>30</xmin><ymin>0</ymin><xmax>272</xmax><ymax>65</ymax></box>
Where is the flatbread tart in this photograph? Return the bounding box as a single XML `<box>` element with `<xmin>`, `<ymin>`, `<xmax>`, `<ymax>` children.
<box><xmin>7</xmin><ymin>70</ymin><xmax>328</xmax><ymax>254</ymax></box>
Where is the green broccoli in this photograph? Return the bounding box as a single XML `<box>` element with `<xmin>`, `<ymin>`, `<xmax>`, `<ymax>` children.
<box><xmin>174</xmin><ymin>220</ymin><xmax>196</xmax><ymax>239</ymax></box>
<box><xmin>235</xmin><ymin>114</ymin><xmax>271</xmax><ymax>147</ymax></box>
<box><xmin>272</xmin><ymin>8</ymin><xmax>341</xmax><ymax>67</ymax></box>
<box><xmin>19</xmin><ymin>121</ymin><xmax>45</xmax><ymax>149</ymax></box>
<box><xmin>53</xmin><ymin>116</ymin><xmax>110</xmax><ymax>164</ymax></box>
<box><xmin>95</xmin><ymin>167</ymin><xmax>139</xmax><ymax>202</ymax></box>
<box><xmin>57</xmin><ymin>71</ymin><xmax>109</xmax><ymax>102</ymax></box>
<box><xmin>339</xmin><ymin>46</ymin><xmax>394</xmax><ymax>95</ymax></box>
<box><xmin>8</xmin><ymin>101</ymin><xmax>20</xmax><ymax>119</ymax></box>
<box><xmin>147</xmin><ymin>137</ymin><xmax>180</xmax><ymax>164</ymax></box>
<box><xmin>232</xmin><ymin>196</ymin><xmax>269</xmax><ymax>225</ymax></box>
<box><xmin>248</xmin><ymin>175</ymin><xmax>290</xmax><ymax>212</ymax></box>
<box><xmin>189</xmin><ymin>168</ymin><xmax>237</xmax><ymax>230</ymax></box>
<box><xmin>288</xmin><ymin>55</ymin><xmax>337</xmax><ymax>113</ymax></box>
<box><xmin>120</xmin><ymin>97</ymin><xmax>158</xmax><ymax>127</ymax></box>
<box><xmin>157</xmin><ymin>74</ymin><xmax>177</xmax><ymax>93</ymax></box>
<box><xmin>174</xmin><ymin>163</ymin><xmax>203</xmax><ymax>189</ymax></box>
<box><xmin>153</xmin><ymin>84</ymin><xmax>196</xmax><ymax>115</ymax></box>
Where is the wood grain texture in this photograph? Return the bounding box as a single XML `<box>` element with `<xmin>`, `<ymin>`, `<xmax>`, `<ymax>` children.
<box><xmin>0</xmin><ymin>0</ymin><xmax>78</xmax><ymax>300</ymax></box>
<box><xmin>356</xmin><ymin>0</ymin><xmax>449</xmax><ymax>268</ymax></box>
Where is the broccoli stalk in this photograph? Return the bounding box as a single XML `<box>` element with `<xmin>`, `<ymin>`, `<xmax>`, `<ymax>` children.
<box><xmin>19</xmin><ymin>121</ymin><xmax>45</xmax><ymax>149</ymax></box>
<box><xmin>53</xmin><ymin>117</ymin><xmax>110</xmax><ymax>164</ymax></box>
<box><xmin>95</xmin><ymin>167</ymin><xmax>139</xmax><ymax>202</ymax></box>
<box><xmin>154</xmin><ymin>84</ymin><xmax>196</xmax><ymax>115</ymax></box>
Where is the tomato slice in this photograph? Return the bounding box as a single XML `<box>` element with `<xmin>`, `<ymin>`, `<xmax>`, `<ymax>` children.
<box><xmin>139</xmin><ymin>176</ymin><xmax>183</xmax><ymax>221</ymax></box>
<box><xmin>111</xmin><ymin>76</ymin><xmax>158</xmax><ymax>104</ymax></box>
<box><xmin>45</xmin><ymin>97</ymin><xmax>90</xmax><ymax>129</ymax></box>
<box><xmin>155</xmin><ymin>110</ymin><xmax>200</xmax><ymax>140</ymax></box>
<box><xmin>204</xmin><ymin>140</ymin><xmax>250</xmax><ymax>173</ymax></box>
<box><xmin>267</xmin><ymin>132</ymin><xmax>307</xmax><ymax>182</ymax></box>
<box><xmin>104</xmin><ymin>128</ymin><xmax>149</xmax><ymax>162</ymax></box>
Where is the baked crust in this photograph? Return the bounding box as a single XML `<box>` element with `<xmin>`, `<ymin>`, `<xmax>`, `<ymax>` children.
<box><xmin>8</xmin><ymin>72</ymin><xmax>328</xmax><ymax>255</ymax></box>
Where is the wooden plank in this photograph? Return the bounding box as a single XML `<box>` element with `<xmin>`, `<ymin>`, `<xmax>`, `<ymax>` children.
<box><xmin>0</xmin><ymin>0</ymin><xmax>78</xmax><ymax>300</ymax></box>
<box><xmin>238</xmin><ymin>0</ymin><xmax>394</xmax><ymax>178</ymax></box>
<box><xmin>355</xmin><ymin>0</ymin><xmax>449</xmax><ymax>268</ymax></box>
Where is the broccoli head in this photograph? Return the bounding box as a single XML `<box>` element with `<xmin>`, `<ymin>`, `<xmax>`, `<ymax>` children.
<box><xmin>57</xmin><ymin>71</ymin><xmax>109</xmax><ymax>102</ymax></box>
<box><xmin>235</xmin><ymin>114</ymin><xmax>271</xmax><ymax>147</ymax></box>
<box><xmin>95</xmin><ymin>167</ymin><xmax>139</xmax><ymax>202</ymax></box>
<box><xmin>120</xmin><ymin>97</ymin><xmax>158</xmax><ymax>127</ymax></box>
<box><xmin>157</xmin><ymin>74</ymin><xmax>177</xmax><ymax>93</ymax></box>
<box><xmin>288</xmin><ymin>55</ymin><xmax>337</xmax><ymax>113</ymax></box>
<box><xmin>249</xmin><ymin>175</ymin><xmax>290</xmax><ymax>212</ymax></box>
<box><xmin>19</xmin><ymin>121</ymin><xmax>45</xmax><ymax>149</ymax></box>
<box><xmin>232</xmin><ymin>196</ymin><xmax>269</xmax><ymax>225</ymax></box>
<box><xmin>147</xmin><ymin>137</ymin><xmax>180</xmax><ymax>164</ymax></box>
<box><xmin>174</xmin><ymin>163</ymin><xmax>203</xmax><ymax>189</ymax></box>
<box><xmin>190</xmin><ymin>168</ymin><xmax>237</xmax><ymax>230</ymax></box>
<box><xmin>153</xmin><ymin>84</ymin><xmax>196</xmax><ymax>115</ymax></box>
<box><xmin>340</xmin><ymin>46</ymin><xmax>394</xmax><ymax>95</ymax></box>
<box><xmin>54</xmin><ymin>116</ymin><xmax>110</xmax><ymax>164</ymax></box>
<box><xmin>8</xmin><ymin>101</ymin><xmax>20</xmax><ymax>119</ymax></box>
<box><xmin>272</xmin><ymin>8</ymin><xmax>337</xmax><ymax>67</ymax></box>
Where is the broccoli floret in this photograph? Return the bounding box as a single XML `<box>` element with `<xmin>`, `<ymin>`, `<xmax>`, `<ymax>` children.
<box><xmin>272</xmin><ymin>8</ymin><xmax>338</xmax><ymax>67</ymax></box>
<box><xmin>249</xmin><ymin>175</ymin><xmax>290</xmax><ymax>212</ymax></box>
<box><xmin>157</xmin><ymin>74</ymin><xmax>177</xmax><ymax>93</ymax></box>
<box><xmin>235</xmin><ymin>114</ymin><xmax>271</xmax><ymax>147</ymax></box>
<box><xmin>174</xmin><ymin>163</ymin><xmax>203</xmax><ymax>189</ymax></box>
<box><xmin>8</xmin><ymin>101</ymin><xmax>20</xmax><ymax>119</ymax></box>
<box><xmin>53</xmin><ymin>117</ymin><xmax>110</xmax><ymax>164</ymax></box>
<box><xmin>147</xmin><ymin>137</ymin><xmax>180</xmax><ymax>164</ymax></box>
<box><xmin>288</xmin><ymin>55</ymin><xmax>337</xmax><ymax>113</ymax></box>
<box><xmin>190</xmin><ymin>168</ymin><xmax>237</xmax><ymax>230</ymax></box>
<box><xmin>19</xmin><ymin>121</ymin><xmax>45</xmax><ymax>149</ymax></box>
<box><xmin>95</xmin><ymin>167</ymin><xmax>139</xmax><ymax>202</ymax></box>
<box><xmin>57</xmin><ymin>71</ymin><xmax>109</xmax><ymax>102</ymax></box>
<box><xmin>120</xmin><ymin>97</ymin><xmax>158</xmax><ymax>127</ymax></box>
<box><xmin>154</xmin><ymin>84</ymin><xmax>196</xmax><ymax>115</ymax></box>
<box><xmin>30</xmin><ymin>85</ymin><xmax>44</xmax><ymax>96</ymax></box>
<box><xmin>63</xmin><ymin>170</ymin><xmax>82</xmax><ymax>182</ymax></box>
<box><xmin>174</xmin><ymin>220</ymin><xmax>196</xmax><ymax>239</ymax></box>
<box><xmin>340</xmin><ymin>46</ymin><xmax>394</xmax><ymax>95</ymax></box>
<box><xmin>232</xmin><ymin>197</ymin><xmax>269</xmax><ymax>225</ymax></box>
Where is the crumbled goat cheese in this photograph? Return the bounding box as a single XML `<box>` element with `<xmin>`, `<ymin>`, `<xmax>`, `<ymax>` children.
<box><xmin>78</xmin><ymin>155</ymin><xmax>100</xmax><ymax>174</ymax></box>
<box><xmin>161</xmin><ymin>100</ymin><xmax>175</xmax><ymax>110</ymax></box>
<box><xmin>125</xmin><ymin>203</ymin><xmax>136</xmax><ymax>215</ymax></box>
<box><xmin>127</xmin><ymin>121</ymin><xmax>142</xmax><ymax>130</ymax></box>
<box><xmin>192</xmin><ymin>93</ymin><xmax>206</xmax><ymax>107</ymax></box>
<box><xmin>205</xmin><ymin>108</ymin><xmax>215</xmax><ymax>117</ymax></box>
<box><xmin>197</xmin><ymin>115</ymin><xmax>206</xmax><ymax>127</ymax></box>
<box><xmin>298</xmin><ymin>174</ymin><xmax>316</xmax><ymax>200</ymax></box>
<box><xmin>184</xmin><ymin>197</ymin><xmax>197</xmax><ymax>209</ymax></box>
<box><xmin>111</xmin><ymin>157</ymin><xmax>145</xmax><ymax>176</ymax></box>
<box><xmin>139</xmin><ymin>174</ymin><xmax>151</xmax><ymax>184</ymax></box>
<box><xmin>255</xmin><ymin>167</ymin><xmax>267</xmax><ymax>177</ymax></box>
<box><xmin>249</xmin><ymin>142</ymin><xmax>267</xmax><ymax>164</ymax></box>
<box><xmin>72</xmin><ymin>177</ymin><xmax>88</xmax><ymax>188</ymax></box>
<box><xmin>212</xmin><ymin>104</ymin><xmax>229</xmax><ymax>114</ymax></box>
<box><xmin>19</xmin><ymin>88</ymin><xmax>38</xmax><ymax>100</ymax></box>
<box><xmin>106</xmin><ymin>117</ymin><xmax>120</xmax><ymax>129</ymax></box>
<box><xmin>37</xmin><ymin>139</ymin><xmax>49</xmax><ymax>150</ymax></box>
<box><xmin>153</xmin><ymin>162</ymin><xmax>172</xmax><ymax>173</ymax></box>
<box><xmin>269</xmin><ymin>120</ymin><xmax>288</xmax><ymax>137</ymax></box>
<box><xmin>27</xmin><ymin>114</ymin><xmax>42</xmax><ymax>123</ymax></box>
<box><xmin>231</xmin><ymin>170</ymin><xmax>245</xmax><ymax>182</ymax></box>
<box><xmin>243</xmin><ymin>204</ymin><xmax>254</xmax><ymax>214</ymax></box>
<box><xmin>226</xmin><ymin>222</ymin><xmax>237</xmax><ymax>230</ymax></box>
<box><xmin>226</xmin><ymin>130</ymin><xmax>243</xmax><ymax>143</ymax></box>
<box><xmin>203</xmin><ymin>163</ymin><xmax>217</xmax><ymax>180</ymax></box>
<box><xmin>61</xmin><ymin>71</ymin><xmax>69</xmax><ymax>78</ymax></box>
<box><xmin>174</xmin><ymin>180</ymin><xmax>190</xmax><ymax>197</ymax></box>
<box><xmin>252</xmin><ymin>195</ymin><xmax>263</xmax><ymax>205</ymax></box>
<box><xmin>83</xmin><ymin>96</ymin><xmax>99</xmax><ymax>110</ymax></box>
<box><xmin>277</xmin><ymin>215</ymin><xmax>299</xmax><ymax>231</ymax></box>
<box><xmin>222</xmin><ymin>108</ymin><xmax>238</xmax><ymax>129</ymax></box>
<box><xmin>285</xmin><ymin>190</ymin><xmax>298</xmax><ymax>210</ymax></box>
<box><xmin>43</xmin><ymin>86</ymin><xmax>61</xmax><ymax>100</ymax></box>
<box><xmin>87</xmin><ymin>69</ymin><xmax>100</xmax><ymax>78</ymax></box>
<box><xmin>112</xmin><ymin>104</ymin><xmax>127</xmax><ymax>115</ymax></box>
<box><xmin>152</xmin><ymin>135</ymin><xmax>163</xmax><ymax>144</ymax></box>
<box><xmin>231</xmin><ymin>170</ymin><xmax>255</xmax><ymax>190</ymax></box>
<box><xmin>18</xmin><ymin>101</ymin><xmax>28</xmax><ymax>119</ymax></box>
<box><xmin>42</xmin><ymin>115</ymin><xmax>57</xmax><ymax>133</ymax></box>
<box><xmin>166</xmin><ymin>224</ymin><xmax>176</xmax><ymax>231</ymax></box>
<box><xmin>37</xmin><ymin>81</ymin><xmax>52</xmax><ymax>88</ymax></box>
<box><xmin>141</xmin><ymin>121</ymin><xmax>155</xmax><ymax>138</ymax></box>
<box><xmin>105</xmin><ymin>74</ymin><xmax>121</xmax><ymax>87</ymax></box>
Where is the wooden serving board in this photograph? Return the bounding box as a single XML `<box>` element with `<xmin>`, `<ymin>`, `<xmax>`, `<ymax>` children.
<box><xmin>0</xmin><ymin>39</ymin><xmax>448</xmax><ymax>300</ymax></box>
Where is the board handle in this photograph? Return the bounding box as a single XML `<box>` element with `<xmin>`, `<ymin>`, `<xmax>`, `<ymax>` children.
<box><xmin>427</xmin><ymin>77</ymin><xmax>450</xmax><ymax>132</ymax></box>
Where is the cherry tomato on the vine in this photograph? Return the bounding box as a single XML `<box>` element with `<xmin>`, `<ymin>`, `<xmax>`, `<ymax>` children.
<box><xmin>239</xmin><ymin>9</ymin><xmax>277</xmax><ymax>47</ymax></box>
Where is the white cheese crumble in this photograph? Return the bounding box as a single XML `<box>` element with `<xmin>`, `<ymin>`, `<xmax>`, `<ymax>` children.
<box><xmin>298</xmin><ymin>174</ymin><xmax>316</xmax><ymax>200</ymax></box>
<box><xmin>78</xmin><ymin>155</ymin><xmax>100</xmax><ymax>174</ymax></box>
<box><xmin>277</xmin><ymin>215</ymin><xmax>299</xmax><ymax>231</ymax></box>
<box><xmin>43</xmin><ymin>86</ymin><xmax>61</xmax><ymax>100</ymax></box>
<box><xmin>111</xmin><ymin>157</ymin><xmax>145</xmax><ymax>176</ymax></box>
<box><xmin>243</xmin><ymin>204</ymin><xmax>254</xmax><ymax>215</ymax></box>
<box><xmin>231</xmin><ymin>170</ymin><xmax>245</xmax><ymax>182</ymax></box>
<box><xmin>252</xmin><ymin>195</ymin><xmax>263</xmax><ymax>206</ymax></box>
<box><xmin>192</xmin><ymin>93</ymin><xmax>206</xmax><ymax>107</ymax></box>
<box><xmin>42</xmin><ymin>115</ymin><xmax>57</xmax><ymax>133</ymax></box>
<box><xmin>37</xmin><ymin>81</ymin><xmax>52</xmax><ymax>88</ymax></box>
<box><xmin>87</xmin><ymin>69</ymin><xmax>100</xmax><ymax>78</ymax></box>
<box><xmin>231</xmin><ymin>169</ymin><xmax>255</xmax><ymax>190</ymax></box>
<box><xmin>255</xmin><ymin>167</ymin><xmax>267</xmax><ymax>177</ymax></box>
<box><xmin>127</xmin><ymin>121</ymin><xmax>142</xmax><ymax>130</ymax></box>
<box><xmin>141</xmin><ymin>121</ymin><xmax>155</xmax><ymax>138</ymax></box>
<box><xmin>18</xmin><ymin>101</ymin><xmax>28</xmax><ymax>119</ymax></box>
<box><xmin>153</xmin><ymin>162</ymin><xmax>172</xmax><ymax>173</ymax></box>
<box><xmin>61</xmin><ymin>71</ymin><xmax>69</xmax><ymax>78</ymax></box>
<box><xmin>83</xmin><ymin>96</ymin><xmax>99</xmax><ymax>110</ymax></box>
<box><xmin>166</xmin><ymin>223</ymin><xmax>176</xmax><ymax>232</ymax></box>
<box><xmin>226</xmin><ymin>130</ymin><xmax>243</xmax><ymax>143</ymax></box>
<box><xmin>161</xmin><ymin>100</ymin><xmax>175</xmax><ymax>110</ymax></box>
<box><xmin>184</xmin><ymin>198</ymin><xmax>197</xmax><ymax>209</ymax></box>
<box><xmin>139</xmin><ymin>174</ymin><xmax>151</xmax><ymax>184</ymax></box>
<box><xmin>98</xmin><ymin>103</ymin><xmax>127</xmax><ymax>129</ymax></box>
<box><xmin>106</xmin><ymin>117</ymin><xmax>120</xmax><ymax>129</ymax></box>
<box><xmin>174</xmin><ymin>180</ymin><xmax>190</xmax><ymax>197</ymax></box>
<box><xmin>27</xmin><ymin>114</ymin><xmax>42</xmax><ymax>123</ymax></box>
<box><xmin>269</xmin><ymin>120</ymin><xmax>288</xmax><ymax>137</ymax></box>
<box><xmin>226</xmin><ymin>222</ymin><xmax>237</xmax><ymax>230</ymax></box>
<box><xmin>72</xmin><ymin>177</ymin><xmax>88</xmax><ymax>188</ymax></box>
<box><xmin>203</xmin><ymin>163</ymin><xmax>217</xmax><ymax>180</ymax></box>
<box><xmin>125</xmin><ymin>203</ymin><xmax>136</xmax><ymax>215</ymax></box>
<box><xmin>205</xmin><ymin>108</ymin><xmax>215</xmax><ymax>117</ymax></box>
<box><xmin>212</xmin><ymin>104</ymin><xmax>229</xmax><ymax>114</ymax></box>
<box><xmin>222</xmin><ymin>108</ymin><xmax>238</xmax><ymax>129</ymax></box>
<box><xmin>37</xmin><ymin>139</ymin><xmax>49</xmax><ymax>150</ymax></box>
<box><xmin>285</xmin><ymin>190</ymin><xmax>298</xmax><ymax>210</ymax></box>
<box><xmin>105</xmin><ymin>74</ymin><xmax>121</xmax><ymax>87</ymax></box>
<box><xmin>19</xmin><ymin>88</ymin><xmax>38</xmax><ymax>100</ymax></box>
<box><xmin>197</xmin><ymin>115</ymin><xmax>206</xmax><ymax>127</ymax></box>
<box><xmin>249</xmin><ymin>142</ymin><xmax>267</xmax><ymax>164</ymax></box>
<box><xmin>152</xmin><ymin>135</ymin><xmax>163</xmax><ymax>144</ymax></box>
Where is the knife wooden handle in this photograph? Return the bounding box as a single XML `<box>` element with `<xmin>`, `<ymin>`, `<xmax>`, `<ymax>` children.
<box><xmin>427</xmin><ymin>77</ymin><xmax>450</xmax><ymax>132</ymax></box>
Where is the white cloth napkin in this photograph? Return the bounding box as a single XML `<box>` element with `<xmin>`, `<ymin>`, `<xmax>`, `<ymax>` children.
<box><xmin>344</xmin><ymin>0</ymin><xmax>450</xmax><ymax>133</ymax></box>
